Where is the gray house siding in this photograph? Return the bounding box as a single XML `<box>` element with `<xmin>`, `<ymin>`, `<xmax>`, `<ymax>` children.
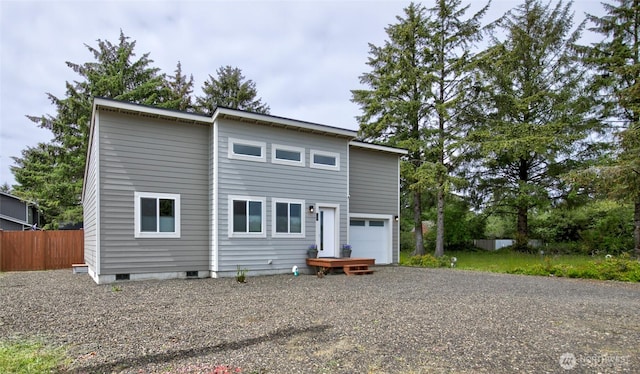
<box><xmin>97</xmin><ymin>111</ymin><xmax>210</xmax><ymax>276</ymax></box>
<box><xmin>349</xmin><ymin>147</ymin><xmax>400</xmax><ymax>263</ymax></box>
<box><xmin>0</xmin><ymin>195</ymin><xmax>27</xmax><ymax>221</ymax></box>
<box><xmin>0</xmin><ymin>193</ymin><xmax>37</xmax><ymax>231</ymax></box>
<box><xmin>0</xmin><ymin>220</ymin><xmax>23</xmax><ymax>231</ymax></box>
<box><xmin>215</xmin><ymin>117</ymin><xmax>350</xmax><ymax>274</ymax></box>
<box><xmin>83</xmin><ymin>119</ymin><xmax>99</xmax><ymax>271</ymax></box>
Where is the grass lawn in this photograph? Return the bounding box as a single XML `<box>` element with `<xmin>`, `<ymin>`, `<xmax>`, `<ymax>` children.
<box><xmin>400</xmin><ymin>249</ymin><xmax>640</xmax><ymax>282</ymax></box>
<box><xmin>448</xmin><ymin>250</ymin><xmax>593</xmax><ymax>272</ymax></box>
<box><xmin>0</xmin><ymin>340</ymin><xmax>68</xmax><ymax>374</ymax></box>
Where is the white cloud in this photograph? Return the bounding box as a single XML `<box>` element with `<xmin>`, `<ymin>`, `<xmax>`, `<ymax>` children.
<box><xmin>0</xmin><ymin>0</ymin><xmax>605</xmax><ymax>187</ymax></box>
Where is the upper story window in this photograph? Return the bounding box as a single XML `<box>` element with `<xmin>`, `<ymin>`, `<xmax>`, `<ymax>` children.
<box><xmin>310</xmin><ymin>150</ymin><xmax>340</xmax><ymax>171</ymax></box>
<box><xmin>134</xmin><ymin>192</ymin><xmax>181</xmax><ymax>238</ymax></box>
<box><xmin>229</xmin><ymin>195</ymin><xmax>266</xmax><ymax>237</ymax></box>
<box><xmin>272</xmin><ymin>144</ymin><xmax>305</xmax><ymax>167</ymax></box>
<box><xmin>228</xmin><ymin>138</ymin><xmax>266</xmax><ymax>162</ymax></box>
<box><xmin>273</xmin><ymin>199</ymin><xmax>305</xmax><ymax>238</ymax></box>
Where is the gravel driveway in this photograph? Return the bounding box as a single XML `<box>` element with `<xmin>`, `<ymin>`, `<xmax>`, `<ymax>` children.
<box><xmin>1</xmin><ymin>266</ymin><xmax>638</xmax><ymax>373</ymax></box>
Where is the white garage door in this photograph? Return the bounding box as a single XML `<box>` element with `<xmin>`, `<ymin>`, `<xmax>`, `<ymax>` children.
<box><xmin>349</xmin><ymin>218</ymin><xmax>390</xmax><ymax>264</ymax></box>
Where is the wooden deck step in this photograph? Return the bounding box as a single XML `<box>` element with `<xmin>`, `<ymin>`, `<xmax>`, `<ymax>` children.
<box><xmin>344</xmin><ymin>264</ymin><xmax>374</xmax><ymax>275</ymax></box>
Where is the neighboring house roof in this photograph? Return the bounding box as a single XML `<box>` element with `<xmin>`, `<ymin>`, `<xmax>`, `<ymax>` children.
<box><xmin>0</xmin><ymin>191</ymin><xmax>37</xmax><ymax>206</ymax></box>
<box><xmin>0</xmin><ymin>192</ymin><xmax>38</xmax><ymax>229</ymax></box>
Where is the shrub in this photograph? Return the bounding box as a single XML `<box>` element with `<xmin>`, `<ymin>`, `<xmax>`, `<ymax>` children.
<box><xmin>529</xmin><ymin>200</ymin><xmax>634</xmax><ymax>256</ymax></box>
<box><xmin>406</xmin><ymin>254</ymin><xmax>450</xmax><ymax>268</ymax></box>
<box><xmin>400</xmin><ymin>231</ymin><xmax>416</xmax><ymax>252</ymax></box>
<box><xmin>506</xmin><ymin>254</ymin><xmax>640</xmax><ymax>282</ymax></box>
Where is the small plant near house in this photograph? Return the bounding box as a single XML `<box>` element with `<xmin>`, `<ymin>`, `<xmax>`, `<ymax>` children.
<box><xmin>307</xmin><ymin>243</ymin><xmax>318</xmax><ymax>258</ymax></box>
<box><xmin>236</xmin><ymin>266</ymin><xmax>248</xmax><ymax>283</ymax></box>
<box><xmin>111</xmin><ymin>285</ymin><xmax>122</xmax><ymax>292</ymax></box>
<box><xmin>317</xmin><ymin>267</ymin><xmax>330</xmax><ymax>278</ymax></box>
<box><xmin>341</xmin><ymin>244</ymin><xmax>352</xmax><ymax>257</ymax></box>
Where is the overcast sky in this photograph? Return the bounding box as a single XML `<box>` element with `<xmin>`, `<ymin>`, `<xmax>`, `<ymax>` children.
<box><xmin>0</xmin><ymin>0</ymin><xmax>605</xmax><ymax>187</ymax></box>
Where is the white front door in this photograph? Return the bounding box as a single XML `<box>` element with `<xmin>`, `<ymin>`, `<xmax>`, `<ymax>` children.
<box><xmin>318</xmin><ymin>207</ymin><xmax>336</xmax><ymax>257</ymax></box>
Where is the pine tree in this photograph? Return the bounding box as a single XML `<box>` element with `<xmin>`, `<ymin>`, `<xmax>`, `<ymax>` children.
<box><xmin>581</xmin><ymin>0</ymin><xmax>640</xmax><ymax>256</ymax></box>
<box><xmin>352</xmin><ymin>1</ymin><xmax>488</xmax><ymax>256</ymax></box>
<box><xmin>159</xmin><ymin>61</ymin><xmax>195</xmax><ymax>112</ymax></box>
<box><xmin>195</xmin><ymin>66</ymin><xmax>270</xmax><ymax>115</ymax></box>
<box><xmin>12</xmin><ymin>31</ymin><xmax>170</xmax><ymax>227</ymax></box>
<box><xmin>470</xmin><ymin>0</ymin><xmax>601</xmax><ymax>251</ymax></box>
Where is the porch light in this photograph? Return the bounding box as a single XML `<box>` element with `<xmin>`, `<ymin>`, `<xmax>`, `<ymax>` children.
<box><xmin>394</xmin><ymin>215</ymin><xmax>399</xmax><ymax>222</ymax></box>
<box><xmin>309</xmin><ymin>205</ymin><xmax>314</xmax><ymax>213</ymax></box>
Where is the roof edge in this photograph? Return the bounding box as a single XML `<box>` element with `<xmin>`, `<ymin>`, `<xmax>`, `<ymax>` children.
<box><xmin>213</xmin><ymin>107</ymin><xmax>357</xmax><ymax>138</ymax></box>
<box><xmin>93</xmin><ymin>98</ymin><xmax>213</xmax><ymax>124</ymax></box>
<box><xmin>349</xmin><ymin>141</ymin><xmax>408</xmax><ymax>155</ymax></box>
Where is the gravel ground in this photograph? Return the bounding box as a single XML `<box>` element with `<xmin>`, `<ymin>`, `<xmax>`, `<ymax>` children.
<box><xmin>1</xmin><ymin>266</ymin><xmax>639</xmax><ymax>373</ymax></box>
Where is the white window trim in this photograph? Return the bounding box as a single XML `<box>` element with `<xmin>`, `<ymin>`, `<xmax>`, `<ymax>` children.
<box><xmin>228</xmin><ymin>138</ymin><xmax>266</xmax><ymax>162</ymax></box>
<box><xmin>271</xmin><ymin>144</ymin><xmax>305</xmax><ymax>167</ymax></box>
<box><xmin>134</xmin><ymin>192</ymin><xmax>181</xmax><ymax>239</ymax></box>
<box><xmin>310</xmin><ymin>149</ymin><xmax>340</xmax><ymax>171</ymax></box>
<box><xmin>228</xmin><ymin>195</ymin><xmax>266</xmax><ymax>238</ymax></box>
<box><xmin>272</xmin><ymin>198</ymin><xmax>306</xmax><ymax>238</ymax></box>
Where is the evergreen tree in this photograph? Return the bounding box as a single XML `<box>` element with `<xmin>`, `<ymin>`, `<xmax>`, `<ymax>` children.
<box><xmin>159</xmin><ymin>61</ymin><xmax>195</xmax><ymax>112</ymax></box>
<box><xmin>469</xmin><ymin>0</ymin><xmax>600</xmax><ymax>250</ymax></box>
<box><xmin>11</xmin><ymin>143</ymin><xmax>59</xmax><ymax>226</ymax></box>
<box><xmin>195</xmin><ymin>66</ymin><xmax>270</xmax><ymax>115</ymax></box>
<box><xmin>581</xmin><ymin>0</ymin><xmax>640</xmax><ymax>256</ymax></box>
<box><xmin>0</xmin><ymin>182</ymin><xmax>12</xmax><ymax>194</ymax></box>
<box><xmin>352</xmin><ymin>1</ymin><xmax>488</xmax><ymax>256</ymax></box>
<box><xmin>12</xmin><ymin>31</ymin><xmax>170</xmax><ymax>227</ymax></box>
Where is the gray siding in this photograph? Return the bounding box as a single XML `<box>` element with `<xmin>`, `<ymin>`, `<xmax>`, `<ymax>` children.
<box><xmin>0</xmin><ymin>219</ymin><xmax>23</xmax><ymax>231</ymax></box>
<box><xmin>216</xmin><ymin>118</ymin><xmax>350</xmax><ymax>273</ymax></box>
<box><xmin>349</xmin><ymin>147</ymin><xmax>400</xmax><ymax>263</ymax></box>
<box><xmin>98</xmin><ymin>111</ymin><xmax>210</xmax><ymax>274</ymax></box>
<box><xmin>83</xmin><ymin>121</ymin><xmax>99</xmax><ymax>270</ymax></box>
<box><xmin>0</xmin><ymin>195</ymin><xmax>27</xmax><ymax>221</ymax></box>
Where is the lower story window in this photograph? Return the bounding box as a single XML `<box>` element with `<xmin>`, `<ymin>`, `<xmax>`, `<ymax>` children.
<box><xmin>229</xmin><ymin>196</ymin><xmax>265</xmax><ymax>237</ymax></box>
<box><xmin>273</xmin><ymin>199</ymin><xmax>304</xmax><ymax>237</ymax></box>
<box><xmin>134</xmin><ymin>192</ymin><xmax>181</xmax><ymax>238</ymax></box>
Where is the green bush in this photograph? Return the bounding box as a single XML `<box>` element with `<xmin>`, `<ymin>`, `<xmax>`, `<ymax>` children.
<box><xmin>529</xmin><ymin>200</ymin><xmax>634</xmax><ymax>256</ymax></box>
<box><xmin>506</xmin><ymin>254</ymin><xmax>640</xmax><ymax>282</ymax></box>
<box><xmin>400</xmin><ymin>231</ymin><xmax>416</xmax><ymax>252</ymax></box>
<box><xmin>405</xmin><ymin>254</ymin><xmax>450</xmax><ymax>268</ymax></box>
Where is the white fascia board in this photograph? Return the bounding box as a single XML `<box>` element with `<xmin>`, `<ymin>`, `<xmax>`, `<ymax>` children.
<box><xmin>212</xmin><ymin>107</ymin><xmax>357</xmax><ymax>138</ymax></box>
<box><xmin>349</xmin><ymin>141</ymin><xmax>408</xmax><ymax>155</ymax></box>
<box><xmin>93</xmin><ymin>98</ymin><xmax>213</xmax><ymax>124</ymax></box>
<box><xmin>82</xmin><ymin>105</ymin><xmax>99</xmax><ymax>203</ymax></box>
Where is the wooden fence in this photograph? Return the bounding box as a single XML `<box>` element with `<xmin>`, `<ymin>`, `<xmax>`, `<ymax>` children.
<box><xmin>0</xmin><ymin>230</ymin><xmax>84</xmax><ymax>271</ymax></box>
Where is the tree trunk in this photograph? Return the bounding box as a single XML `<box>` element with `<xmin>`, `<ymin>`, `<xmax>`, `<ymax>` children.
<box><xmin>515</xmin><ymin>158</ymin><xmax>529</xmax><ymax>251</ymax></box>
<box><xmin>634</xmin><ymin>196</ymin><xmax>640</xmax><ymax>259</ymax></box>
<box><xmin>435</xmin><ymin>186</ymin><xmax>445</xmax><ymax>257</ymax></box>
<box><xmin>516</xmin><ymin>205</ymin><xmax>528</xmax><ymax>252</ymax></box>
<box><xmin>412</xmin><ymin>191</ymin><xmax>425</xmax><ymax>256</ymax></box>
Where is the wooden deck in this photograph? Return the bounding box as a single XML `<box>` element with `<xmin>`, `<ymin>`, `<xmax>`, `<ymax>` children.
<box><xmin>306</xmin><ymin>257</ymin><xmax>375</xmax><ymax>275</ymax></box>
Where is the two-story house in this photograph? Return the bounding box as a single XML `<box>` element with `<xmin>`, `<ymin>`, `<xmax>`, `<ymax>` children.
<box><xmin>82</xmin><ymin>98</ymin><xmax>406</xmax><ymax>284</ymax></box>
